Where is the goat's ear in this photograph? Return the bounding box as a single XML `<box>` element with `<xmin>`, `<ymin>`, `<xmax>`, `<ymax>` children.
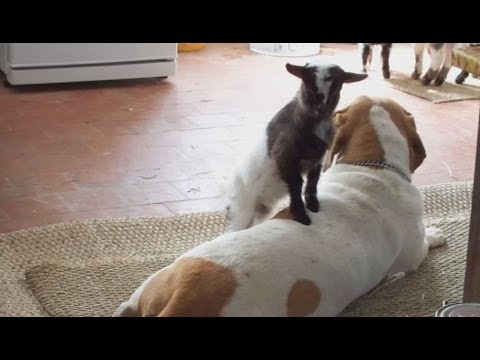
<box><xmin>286</xmin><ymin>63</ymin><xmax>306</xmax><ymax>79</ymax></box>
<box><xmin>339</xmin><ymin>72</ymin><xmax>368</xmax><ymax>84</ymax></box>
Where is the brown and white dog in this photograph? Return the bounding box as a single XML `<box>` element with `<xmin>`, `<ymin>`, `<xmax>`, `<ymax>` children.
<box><xmin>114</xmin><ymin>96</ymin><xmax>446</xmax><ymax>317</ymax></box>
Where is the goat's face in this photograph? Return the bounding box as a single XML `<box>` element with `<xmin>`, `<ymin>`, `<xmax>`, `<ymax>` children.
<box><xmin>286</xmin><ymin>61</ymin><xmax>368</xmax><ymax>115</ymax></box>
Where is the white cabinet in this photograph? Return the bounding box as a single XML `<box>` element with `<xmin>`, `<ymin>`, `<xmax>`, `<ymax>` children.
<box><xmin>0</xmin><ymin>43</ymin><xmax>177</xmax><ymax>85</ymax></box>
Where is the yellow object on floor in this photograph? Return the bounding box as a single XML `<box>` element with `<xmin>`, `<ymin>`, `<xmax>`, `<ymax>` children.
<box><xmin>178</xmin><ymin>43</ymin><xmax>206</xmax><ymax>52</ymax></box>
<box><xmin>453</xmin><ymin>46</ymin><xmax>480</xmax><ymax>77</ymax></box>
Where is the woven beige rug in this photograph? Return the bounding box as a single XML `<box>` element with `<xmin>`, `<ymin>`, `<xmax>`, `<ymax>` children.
<box><xmin>0</xmin><ymin>181</ymin><xmax>473</xmax><ymax>317</ymax></box>
<box><xmin>386</xmin><ymin>75</ymin><xmax>480</xmax><ymax>103</ymax></box>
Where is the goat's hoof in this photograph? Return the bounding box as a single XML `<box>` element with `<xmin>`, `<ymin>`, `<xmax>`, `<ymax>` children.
<box><xmin>433</xmin><ymin>78</ymin><xmax>445</xmax><ymax>86</ymax></box>
<box><xmin>411</xmin><ymin>71</ymin><xmax>421</xmax><ymax>80</ymax></box>
<box><xmin>293</xmin><ymin>212</ymin><xmax>311</xmax><ymax>226</ymax></box>
<box><xmin>382</xmin><ymin>69</ymin><xmax>391</xmax><ymax>79</ymax></box>
<box><xmin>305</xmin><ymin>197</ymin><xmax>319</xmax><ymax>212</ymax></box>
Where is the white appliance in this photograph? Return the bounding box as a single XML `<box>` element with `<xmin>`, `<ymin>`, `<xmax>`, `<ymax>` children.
<box><xmin>250</xmin><ymin>43</ymin><xmax>321</xmax><ymax>57</ymax></box>
<box><xmin>0</xmin><ymin>43</ymin><xmax>177</xmax><ymax>86</ymax></box>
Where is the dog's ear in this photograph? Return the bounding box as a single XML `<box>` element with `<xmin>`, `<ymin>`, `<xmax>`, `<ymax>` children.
<box><xmin>409</xmin><ymin>130</ymin><xmax>426</xmax><ymax>172</ymax></box>
<box><xmin>329</xmin><ymin>126</ymin><xmax>347</xmax><ymax>165</ymax></box>
<box><xmin>323</xmin><ymin>111</ymin><xmax>349</xmax><ymax>171</ymax></box>
<box><xmin>402</xmin><ymin>110</ymin><xmax>427</xmax><ymax>173</ymax></box>
<box><xmin>336</xmin><ymin>71</ymin><xmax>368</xmax><ymax>84</ymax></box>
<box><xmin>286</xmin><ymin>63</ymin><xmax>307</xmax><ymax>80</ymax></box>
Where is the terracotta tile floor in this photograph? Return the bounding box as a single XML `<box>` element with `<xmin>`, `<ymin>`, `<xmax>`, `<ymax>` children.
<box><xmin>0</xmin><ymin>43</ymin><xmax>478</xmax><ymax>233</ymax></box>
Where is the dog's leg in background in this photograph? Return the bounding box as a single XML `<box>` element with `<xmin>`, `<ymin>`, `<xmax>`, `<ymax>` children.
<box><xmin>411</xmin><ymin>43</ymin><xmax>425</xmax><ymax>80</ymax></box>
<box><xmin>456</xmin><ymin>70</ymin><xmax>470</xmax><ymax>84</ymax></box>
<box><xmin>380</xmin><ymin>43</ymin><xmax>392</xmax><ymax>79</ymax></box>
<box><xmin>433</xmin><ymin>43</ymin><xmax>454</xmax><ymax>86</ymax></box>
<box><xmin>421</xmin><ymin>43</ymin><xmax>445</xmax><ymax>85</ymax></box>
<box><xmin>361</xmin><ymin>44</ymin><xmax>373</xmax><ymax>73</ymax></box>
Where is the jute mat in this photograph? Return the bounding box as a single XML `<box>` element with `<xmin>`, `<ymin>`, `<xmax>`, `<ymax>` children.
<box><xmin>0</xmin><ymin>181</ymin><xmax>473</xmax><ymax>317</ymax></box>
<box><xmin>386</xmin><ymin>75</ymin><xmax>480</xmax><ymax>103</ymax></box>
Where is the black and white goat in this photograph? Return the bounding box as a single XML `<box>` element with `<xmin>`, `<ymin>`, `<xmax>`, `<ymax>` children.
<box><xmin>224</xmin><ymin>60</ymin><xmax>367</xmax><ymax>232</ymax></box>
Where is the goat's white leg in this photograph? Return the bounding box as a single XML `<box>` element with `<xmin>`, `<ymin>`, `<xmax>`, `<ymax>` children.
<box><xmin>411</xmin><ymin>43</ymin><xmax>425</xmax><ymax>80</ymax></box>
<box><xmin>433</xmin><ymin>43</ymin><xmax>454</xmax><ymax>86</ymax></box>
<box><xmin>224</xmin><ymin>198</ymin><xmax>257</xmax><ymax>233</ymax></box>
<box><xmin>421</xmin><ymin>43</ymin><xmax>445</xmax><ymax>85</ymax></box>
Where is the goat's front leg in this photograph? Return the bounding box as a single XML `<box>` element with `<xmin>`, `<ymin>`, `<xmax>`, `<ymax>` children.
<box><xmin>305</xmin><ymin>164</ymin><xmax>321</xmax><ymax>212</ymax></box>
<box><xmin>278</xmin><ymin>163</ymin><xmax>311</xmax><ymax>226</ymax></box>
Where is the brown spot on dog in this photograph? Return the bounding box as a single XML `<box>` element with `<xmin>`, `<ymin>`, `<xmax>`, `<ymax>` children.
<box><xmin>272</xmin><ymin>207</ymin><xmax>294</xmax><ymax>220</ymax></box>
<box><xmin>138</xmin><ymin>257</ymin><xmax>237</xmax><ymax>317</ymax></box>
<box><xmin>287</xmin><ymin>279</ymin><xmax>321</xmax><ymax>317</ymax></box>
<box><xmin>378</xmin><ymin>99</ymin><xmax>426</xmax><ymax>172</ymax></box>
<box><xmin>328</xmin><ymin>96</ymin><xmax>385</xmax><ymax>167</ymax></box>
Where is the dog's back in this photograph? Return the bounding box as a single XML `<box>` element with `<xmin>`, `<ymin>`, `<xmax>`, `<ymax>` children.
<box><xmin>116</xmin><ymin>96</ymin><xmax>431</xmax><ymax>317</ymax></box>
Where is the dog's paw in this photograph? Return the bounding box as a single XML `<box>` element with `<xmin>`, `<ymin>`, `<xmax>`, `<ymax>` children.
<box><xmin>425</xmin><ymin>226</ymin><xmax>446</xmax><ymax>249</ymax></box>
<box><xmin>411</xmin><ymin>70</ymin><xmax>421</xmax><ymax>80</ymax></box>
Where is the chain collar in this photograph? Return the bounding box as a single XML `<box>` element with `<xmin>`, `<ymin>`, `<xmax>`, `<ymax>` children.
<box><xmin>345</xmin><ymin>160</ymin><xmax>411</xmax><ymax>183</ymax></box>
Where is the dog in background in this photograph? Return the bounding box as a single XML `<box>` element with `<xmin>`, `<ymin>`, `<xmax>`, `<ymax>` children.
<box><xmin>360</xmin><ymin>43</ymin><xmax>393</xmax><ymax>79</ymax></box>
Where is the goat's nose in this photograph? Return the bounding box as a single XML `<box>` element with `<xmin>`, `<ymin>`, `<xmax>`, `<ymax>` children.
<box><xmin>317</xmin><ymin>93</ymin><xmax>325</xmax><ymax>102</ymax></box>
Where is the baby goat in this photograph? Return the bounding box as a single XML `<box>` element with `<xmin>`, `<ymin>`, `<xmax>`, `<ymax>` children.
<box><xmin>224</xmin><ymin>61</ymin><xmax>367</xmax><ymax>232</ymax></box>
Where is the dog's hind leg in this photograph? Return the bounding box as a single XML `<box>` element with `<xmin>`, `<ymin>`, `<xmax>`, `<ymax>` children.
<box><xmin>388</xmin><ymin>226</ymin><xmax>446</xmax><ymax>275</ymax></box>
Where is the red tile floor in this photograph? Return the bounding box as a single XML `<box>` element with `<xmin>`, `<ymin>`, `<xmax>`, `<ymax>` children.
<box><xmin>0</xmin><ymin>43</ymin><xmax>478</xmax><ymax>233</ymax></box>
